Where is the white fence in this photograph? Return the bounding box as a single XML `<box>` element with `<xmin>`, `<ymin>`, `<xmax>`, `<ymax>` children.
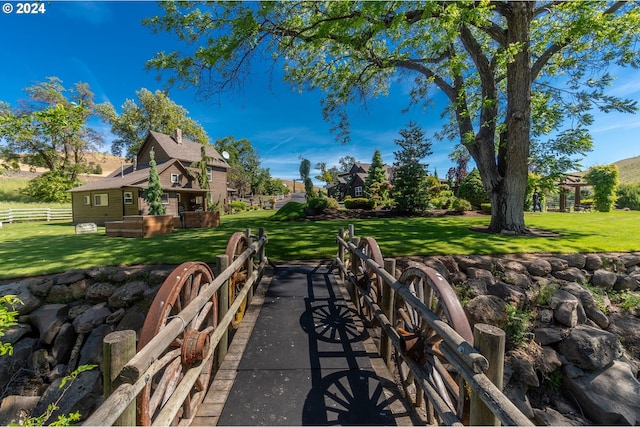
<box><xmin>0</xmin><ymin>208</ymin><xmax>72</xmax><ymax>223</ymax></box>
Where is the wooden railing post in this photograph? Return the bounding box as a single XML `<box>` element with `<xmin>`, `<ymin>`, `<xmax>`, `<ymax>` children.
<box><xmin>245</xmin><ymin>228</ymin><xmax>254</xmax><ymax>304</ymax></box>
<box><xmin>337</xmin><ymin>228</ymin><xmax>345</xmax><ymax>283</ymax></box>
<box><xmin>103</xmin><ymin>330</ymin><xmax>136</xmax><ymax>426</ymax></box>
<box><xmin>470</xmin><ymin>323</ymin><xmax>506</xmax><ymax>426</ymax></box>
<box><xmin>349</xmin><ymin>235</ymin><xmax>361</xmax><ymax>311</ymax></box>
<box><xmin>258</xmin><ymin>227</ymin><xmax>266</xmax><ymax>264</ymax></box>
<box><xmin>216</xmin><ymin>254</ymin><xmax>230</xmax><ymax>370</ymax></box>
<box><xmin>380</xmin><ymin>258</ymin><xmax>396</xmax><ymax>367</ymax></box>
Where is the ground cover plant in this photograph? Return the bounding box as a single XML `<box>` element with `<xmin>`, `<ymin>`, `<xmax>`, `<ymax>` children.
<box><xmin>1</xmin><ymin>210</ymin><xmax>640</xmax><ymax>280</ymax></box>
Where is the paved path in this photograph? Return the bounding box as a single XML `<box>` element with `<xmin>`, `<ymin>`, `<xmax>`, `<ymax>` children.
<box><xmin>192</xmin><ymin>262</ymin><xmax>414</xmax><ymax>426</ymax></box>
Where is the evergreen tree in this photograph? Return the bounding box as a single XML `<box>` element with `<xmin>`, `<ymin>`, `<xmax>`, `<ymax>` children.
<box><xmin>392</xmin><ymin>122</ymin><xmax>432</xmax><ymax>214</ymax></box>
<box><xmin>144</xmin><ymin>149</ymin><xmax>166</xmax><ymax>215</ymax></box>
<box><xmin>364</xmin><ymin>149</ymin><xmax>388</xmax><ymax>206</ymax></box>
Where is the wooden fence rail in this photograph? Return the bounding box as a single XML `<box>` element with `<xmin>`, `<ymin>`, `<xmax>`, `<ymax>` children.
<box><xmin>333</xmin><ymin>224</ymin><xmax>533</xmax><ymax>426</ymax></box>
<box><xmin>0</xmin><ymin>208</ymin><xmax>72</xmax><ymax>223</ymax></box>
<box><xmin>83</xmin><ymin>228</ymin><xmax>268</xmax><ymax>426</ymax></box>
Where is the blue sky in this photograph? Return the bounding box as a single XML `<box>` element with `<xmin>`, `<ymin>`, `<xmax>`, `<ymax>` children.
<box><xmin>1</xmin><ymin>1</ymin><xmax>639</xmax><ymax>185</ymax></box>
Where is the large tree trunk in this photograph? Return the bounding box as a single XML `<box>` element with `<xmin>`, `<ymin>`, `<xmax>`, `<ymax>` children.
<box><xmin>487</xmin><ymin>2</ymin><xmax>533</xmax><ymax>234</ymax></box>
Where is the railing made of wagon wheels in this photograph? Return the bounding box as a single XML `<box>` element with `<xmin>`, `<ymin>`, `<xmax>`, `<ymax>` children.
<box><xmin>83</xmin><ymin>228</ymin><xmax>268</xmax><ymax>426</ymax></box>
<box><xmin>333</xmin><ymin>224</ymin><xmax>533</xmax><ymax>426</ymax></box>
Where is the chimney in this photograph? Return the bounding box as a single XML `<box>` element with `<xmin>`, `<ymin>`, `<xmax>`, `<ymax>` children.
<box><xmin>175</xmin><ymin>128</ymin><xmax>183</xmax><ymax>145</ymax></box>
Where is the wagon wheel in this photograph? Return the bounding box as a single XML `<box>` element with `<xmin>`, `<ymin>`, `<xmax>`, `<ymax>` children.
<box><xmin>137</xmin><ymin>262</ymin><xmax>218</xmax><ymax>426</ymax></box>
<box><xmin>393</xmin><ymin>263</ymin><xmax>473</xmax><ymax>424</ymax></box>
<box><xmin>352</xmin><ymin>237</ymin><xmax>384</xmax><ymax>327</ymax></box>
<box><xmin>226</xmin><ymin>232</ymin><xmax>252</xmax><ymax>329</ymax></box>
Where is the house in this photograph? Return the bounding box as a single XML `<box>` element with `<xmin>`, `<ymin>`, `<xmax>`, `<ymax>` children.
<box><xmin>327</xmin><ymin>162</ymin><xmax>394</xmax><ymax>201</ymax></box>
<box><xmin>69</xmin><ymin>129</ymin><xmax>229</xmax><ymax>225</ymax></box>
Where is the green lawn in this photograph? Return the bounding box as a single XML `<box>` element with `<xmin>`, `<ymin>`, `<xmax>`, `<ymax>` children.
<box><xmin>1</xmin><ymin>210</ymin><xmax>639</xmax><ymax>280</ymax></box>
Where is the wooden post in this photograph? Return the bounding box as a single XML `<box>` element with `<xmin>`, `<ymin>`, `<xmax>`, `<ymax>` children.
<box><xmin>338</xmin><ymin>228</ymin><xmax>345</xmax><ymax>283</ymax></box>
<box><xmin>349</xmin><ymin>236</ymin><xmax>361</xmax><ymax>310</ymax></box>
<box><xmin>470</xmin><ymin>323</ymin><xmax>506</xmax><ymax>426</ymax></box>
<box><xmin>380</xmin><ymin>258</ymin><xmax>396</xmax><ymax>367</ymax></box>
<box><xmin>216</xmin><ymin>254</ymin><xmax>230</xmax><ymax>370</ymax></box>
<box><xmin>258</xmin><ymin>227</ymin><xmax>266</xmax><ymax>265</ymax></box>
<box><xmin>245</xmin><ymin>228</ymin><xmax>254</xmax><ymax>305</ymax></box>
<box><xmin>103</xmin><ymin>330</ymin><xmax>136</xmax><ymax>426</ymax></box>
<box><xmin>348</xmin><ymin>224</ymin><xmax>355</xmax><ymax>242</ymax></box>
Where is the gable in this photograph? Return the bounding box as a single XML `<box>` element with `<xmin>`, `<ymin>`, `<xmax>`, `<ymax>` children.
<box><xmin>138</xmin><ymin>130</ymin><xmax>229</xmax><ymax>170</ymax></box>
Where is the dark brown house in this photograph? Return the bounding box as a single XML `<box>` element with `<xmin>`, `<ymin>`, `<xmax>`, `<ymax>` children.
<box><xmin>327</xmin><ymin>162</ymin><xmax>393</xmax><ymax>201</ymax></box>
<box><xmin>69</xmin><ymin>129</ymin><xmax>229</xmax><ymax>225</ymax></box>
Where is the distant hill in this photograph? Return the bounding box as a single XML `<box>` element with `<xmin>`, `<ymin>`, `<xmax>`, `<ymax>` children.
<box><xmin>575</xmin><ymin>156</ymin><xmax>640</xmax><ymax>185</ymax></box>
<box><xmin>612</xmin><ymin>156</ymin><xmax>640</xmax><ymax>184</ymax></box>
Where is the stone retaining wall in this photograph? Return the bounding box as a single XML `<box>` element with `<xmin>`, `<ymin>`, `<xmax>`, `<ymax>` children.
<box><xmin>0</xmin><ymin>253</ymin><xmax>639</xmax><ymax>425</ymax></box>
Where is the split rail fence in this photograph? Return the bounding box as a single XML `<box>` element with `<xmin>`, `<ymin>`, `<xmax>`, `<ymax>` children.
<box><xmin>0</xmin><ymin>208</ymin><xmax>72</xmax><ymax>223</ymax></box>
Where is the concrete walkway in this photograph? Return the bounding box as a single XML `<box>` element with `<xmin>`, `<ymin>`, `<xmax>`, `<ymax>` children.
<box><xmin>192</xmin><ymin>261</ymin><xmax>414</xmax><ymax>426</ymax></box>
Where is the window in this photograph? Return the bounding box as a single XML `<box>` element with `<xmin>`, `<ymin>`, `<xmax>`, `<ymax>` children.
<box><xmin>83</xmin><ymin>195</ymin><xmax>90</xmax><ymax>205</ymax></box>
<box><xmin>171</xmin><ymin>173</ymin><xmax>180</xmax><ymax>183</ymax></box>
<box><xmin>354</xmin><ymin>186</ymin><xmax>363</xmax><ymax>197</ymax></box>
<box><xmin>123</xmin><ymin>191</ymin><xmax>133</xmax><ymax>205</ymax></box>
<box><xmin>206</xmin><ymin>167</ymin><xmax>212</xmax><ymax>182</ymax></box>
<box><xmin>161</xmin><ymin>193</ymin><xmax>170</xmax><ymax>204</ymax></box>
<box><xmin>94</xmin><ymin>193</ymin><xmax>108</xmax><ymax>206</ymax></box>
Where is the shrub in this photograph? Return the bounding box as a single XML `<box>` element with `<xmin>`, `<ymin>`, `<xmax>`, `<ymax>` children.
<box><xmin>616</xmin><ymin>183</ymin><xmax>640</xmax><ymax>210</ymax></box>
<box><xmin>308</xmin><ymin>197</ymin><xmax>329</xmax><ymax>212</ymax></box>
<box><xmin>326</xmin><ymin>197</ymin><xmax>339</xmax><ymax>209</ymax></box>
<box><xmin>344</xmin><ymin>197</ymin><xmax>375</xmax><ymax>210</ymax></box>
<box><xmin>584</xmin><ymin>164</ymin><xmax>619</xmax><ymax>212</ymax></box>
<box><xmin>456</xmin><ymin>169</ymin><xmax>489</xmax><ymax>208</ymax></box>
<box><xmin>480</xmin><ymin>203</ymin><xmax>492</xmax><ymax>214</ymax></box>
<box><xmin>230</xmin><ymin>201</ymin><xmax>247</xmax><ymax>212</ymax></box>
<box><xmin>452</xmin><ymin>198</ymin><xmax>473</xmax><ymax>212</ymax></box>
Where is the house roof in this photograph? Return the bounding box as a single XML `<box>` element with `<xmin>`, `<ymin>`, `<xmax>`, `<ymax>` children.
<box><xmin>68</xmin><ymin>159</ymin><xmax>189</xmax><ymax>192</ymax></box>
<box><xmin>147</xmin><ymin>130</ymin><xmax>228</xmax><ymax>168</ymax></box>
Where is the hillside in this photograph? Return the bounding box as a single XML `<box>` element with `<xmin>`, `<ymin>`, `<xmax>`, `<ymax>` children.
<box><xmin>574</xmin><ymin>155</ymin><xmax>640</xmax><ymax>184</ymax></box>
<box><xmin>613</xmin><ymin>155</ymin><xmax>640</xmax><ymax>184</ymax></box>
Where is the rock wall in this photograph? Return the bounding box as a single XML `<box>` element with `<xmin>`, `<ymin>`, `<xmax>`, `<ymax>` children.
<box><xmin>0</xmin><ymin>265</ymin><xmax>176</xmax><ymax>425</ymax></box>
<box><xmin>0</xmin><ymin>253</ymin><xmax>639</xmax><ymax>425</ymax></box>
<box><xmin>398</xmin><ymin>252</ymin><xmax>640</xmax><ymax>425</ymax></box>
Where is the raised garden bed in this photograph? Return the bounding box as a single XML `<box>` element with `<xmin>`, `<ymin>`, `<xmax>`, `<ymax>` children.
<box><xmin>181</xmin><ymin>210</ymin><xmax>220</xmax><ymax>229</ymax></box>
<box><xmin>105</xmin><ymin>215</ymin><xmax>174</xmax><ymax>238</ymax></box>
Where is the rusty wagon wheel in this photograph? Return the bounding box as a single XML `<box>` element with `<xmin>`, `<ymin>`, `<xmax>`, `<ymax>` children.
<box><xmin>137</xmin><ymin>262</ymin><xmax>218</xmax><ymax>426</ymax></box>
<box><xmin>393</xmin><ymin>263</ymin><xmax>473</xmax><ymax>424</ymax></box>
<box><xmin>352</xmin><ymin>237</ymin><xmax>384</xmax><ymax>327</ymax></box>
<box><xmin>226</xmin><ymin>232</ymin><xmax>253</xmax><ymax>329</ymax></box>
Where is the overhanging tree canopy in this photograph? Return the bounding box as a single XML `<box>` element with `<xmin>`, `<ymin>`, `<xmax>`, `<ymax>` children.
<box><xmin>145</xmin><ymin>1</ymin><xmax>639</xmax><ymax>233</ymax></box>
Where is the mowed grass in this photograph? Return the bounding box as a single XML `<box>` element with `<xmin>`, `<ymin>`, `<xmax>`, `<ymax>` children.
<box><xmin>1</xmin><ymin>209</ymin><xmax>639</xmax><ymax>280</ymax></box>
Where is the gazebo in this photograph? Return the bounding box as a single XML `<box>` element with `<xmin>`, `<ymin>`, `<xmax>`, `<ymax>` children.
<box><xmin>558</xmin><ymin>174</ymin><xmax>592</xmax><ymax>211</ymax></box>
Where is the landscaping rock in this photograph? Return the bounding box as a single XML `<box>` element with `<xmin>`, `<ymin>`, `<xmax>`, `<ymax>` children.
<box><xmin>28</xmin><ymin>304</ymin><xmax>69</xmax><ymax>345</ymax></box>
<box><xmin>591</xmin><ymin>269</ymin><xmax>617</xmax><ymax>289</ymax></box>
<box><xmin>85</xmin><ymin>282</ymin><xmax>117</xmax><ymax>303</ymax></box>
<box><xmin>72</xmin><ymin>303</ymin><xmax>111</xmax><ymax>334</ymax></box>
<box><xmin>558</xmin><ymin>325</ymin><xmax>623</xmax><ymax>370</ymax></box>
<box><xmin>614</xmin><ymin>275</ymin><xmax>639</xmax><ymax>291</ymax></box>
<box><xmin>108</xmin><ymin>280</ymin><xmax>148</xmax><ymax>308</ymax></box>
<box><xmin>54</xmin><ymin>270</ymin><xmax>86</xmax><ymax>286</ymax></box>
<box><xmin>527</xmin><ymin>259</ymin><xmax>552</xmax><ymax>277</ymax></box>
<box><xmin>32</xmin><ymin>369</ymin><xmax>101</xmax><ymax>424</ymax></box>
<box><xmin>0</xmin><ymin>283</ymin><xmax>41</xmax><ymax>315</ymax></box>
<box><xmin>564</xmin><ymin>360</ymin><xmax>640</xmax><ymax>425</ymax></box>
<box><xmin>464</xmin><ymin>295</ymin><xmax>508</xmax><ymax>327</ymax></box>
<box><xmin>584</xmin><ymin>254</ymin><xmax>603</xmax><ymax>271</ymax></box>
<box><xmin>552</xmin><ymin>267</ymin><xmax>587</xmax><ymax>284</ymax></box>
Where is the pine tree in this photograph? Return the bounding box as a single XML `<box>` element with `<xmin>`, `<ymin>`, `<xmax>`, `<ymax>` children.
<box><xmin>393</xmin><ymin>122</ymin><xmax>432</xmax><ymax>214</ymax></box>
<box><xmin>364</xmin><ymin>149</ymin><xmax>388</xmax><ymax>206</ymax></box>
<box><xmin>144</xmin><ymin>148</ymin><xmax>166</xmax><ymax>215</ymax></box>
